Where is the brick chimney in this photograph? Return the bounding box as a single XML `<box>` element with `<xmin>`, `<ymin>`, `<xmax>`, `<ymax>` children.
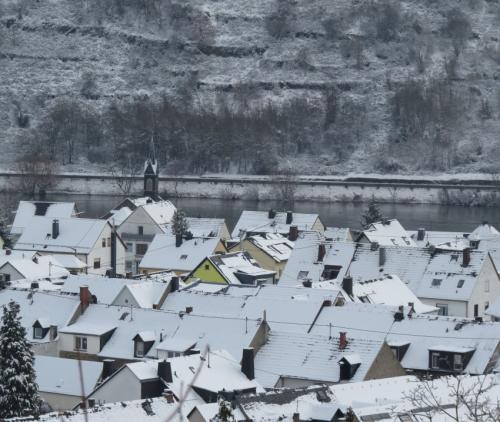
<box><xmin>158</xmin><ymin>360</ymin><xmax>173</xmax><ymax>383</ymax></box>
<box><xmin>462</xmin><ymin>248</ymin><xmax>471</xmax><ymax>267</ymax></box>
<box><xmin>339</xmin><ymin>332</ymin><xmax>347</xmax><ymax>350</ymax></box>
<box><xmin>379</xmin><ymin>247</ymin><xmax>386</xmax><ymax>267</ymax></box>
<box><xmin>286</xmin><ymin>211</ymin><xmax>293</xmax><ymax>225</ymax></box>
<box><xmin>80</xmin><ymin>285</ymin><xmax>90</xmax><ymax>312</ymax></box>
<box><xmin>241</xmin><ymin>347</ymin><xmax>255</xmax><ymax>380</ymax></box>
<box><xmin>268</xmin><ymin>209</ymin><xmax>276</xmax><ymax>219</ymax></box>
<box><xmin>288</xmin><ymin>225</ymin><xmax>298</xmax><ymax>241</ymax></box>
<box><xmin>317</xmin><ymin>243</ymin><xmax>326</xmax><ymax>262</ymax></box>
<box><xmin>293</xmin><ymin>413</ymin><xmax>300</xmax><ymax>422</ymax></box>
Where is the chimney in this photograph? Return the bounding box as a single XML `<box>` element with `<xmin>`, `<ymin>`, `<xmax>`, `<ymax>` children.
<box><xmin>5</xmin><ymin>249</ymin><xmax>11</xmax><ymax>256</ymax></box>
<box><xmin>52</xmin><ymin>219</ymin><xmax>59</xmax><ymax>239</ymax></box>
<box><xmin>175</xmin><ymin>234</ymin><xmax>183</xmax><ymax>248</ymax></box>
<box><xmin>462</xmin><ymin>248</ymin><xmax>471</xmax><ymax>267</ymax></box>
<box><xmin>30</xmin><ymin>282</ymin><xmax>39</xmax><ymax>290</ymax></box>
<box><xmin>185</xmin><ymin>306</ymin><xmax>193</xmax><ymax>314</ymax></box>
<box><xmin>288</xmin><ymin>225</ymin><xmax>298</xmax><ymax>241</ymax></box>
<box><xmin>241</xmin><ymin>347</ymin><xmax>255</xmax><ymax>380</ymax></box>
<box><xmin>163</xmin><ymin>390</ymin><xmax>175</xmax><ymax>404</ymax></box>
<box><xmin>370</xmin><ymin>241</ymin><xmax>379</xmax><ymax>251</ymax></box>
<box><xmin>102</xmin><ymin>359</ymin><xmax>116</xmax><ymax>379</ymax></box>
<box><xmin>170</xmin><ymin>276</ymin><xmax>179</xmax><ymax>292</ymax></box>
<box><xmin>379</xmin><ymin>247</ymin><xmax>386</xmax><ymax>267</ymax></box>
<box><xmin>302</xmin><ymin>279</ymin><xmax>312</xmax><ymax>288</ymax></box>
<box><xmin>80</xmin><ymin>285</ymin><xmax>90</xmax><ymax>312</ymax></box>
<box><xmin>317</xmin><ymin>243</ymin><xmax>326</xmax><ymax>262</ymax></box>
<box><xmin>417</xmin><ymin>228</ymin><xmax>426</xmax><ymax>241</ymax></box>
<box><xmin>342</xmin><ymin>276</ymin><xmax>353</xmax><ymax>296</ymax></box>
<box><xmin>286</xmin><ymin>211</ymin><xmax>293</xmax><ymax>225</ymax></box>
<box><xmin>268</xmin><ymin>209</ymin><xmax>276</xmax><ymax>219</ymax></box>
<box><xmin>158</xmin><ymin>360</ymin><xmax>173</xmax><ymax>383</ymax></box>
<box><xmin>339</xmin><ymin>332</ymin><xmax>347</xmax><ymax>350</ymax></box>
<box><xmin>293</xmin><ymin>413</ymin><xmax>300</xmax><ymax>422</ymax></box>
<box><xmin>394</xmin><ymin>305</ymin><xmax>405</xmax><ymax>321</ymax></box>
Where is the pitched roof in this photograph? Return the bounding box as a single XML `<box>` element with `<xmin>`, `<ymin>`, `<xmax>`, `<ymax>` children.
<box><xmin>0</xmin><ymin>289</ymin><xmax>79</xmax><ymax>342</ymax></box>
<box><xmin>15</xmin><ymin>216</ymin><xmax>109</xmax><ymax>255</ymax></box>
<box><xmin>163</xmin><ymin>217</ymin><xmax>228</xmax><ymax>239</ymax></box>
<box><xmin>246</xmin><ymin>234</ymin><xmax>294</xmax><ymax>263</ymax></box>
<box><xmin>232</xmin><ymin>210</ymin><xmax>321</xmax><ymax>238</ymax></box>
<box><xmin>362</xmin><ymin>219</ymin><xmax>416</xmax><ymax>247</ymax></box>
<box><xmin>254</xmin><ymin>330</ymin><xmax>385</xmax><ymax>388</ymax></box>
<box><xmin>0</xmin><ymin>255</ymin><xmax>69</xmax><ymax>280</ymax></box>
<box><xmin>141</xmin><ymin>200</ymin><xmax>177</xmax><ymax>228</ymax></box>
<box><xmin>206</xmin><ymin>252</ymin><xmax>276</xmax><ymax>284</ymax></box>
<box><xmin>485</xmin><ymin>297</ymin><xmax>500</xmax><ymax>319</ymax></box>
<box><xmin>139</xmin><ymin>234</ymin><xmax>221</xmax><ymax>272</ymax></box>
<box><xmin>35</xmin><ymin>356</ymin><xmax>102</xmax><ymax>397</ymax></box>
<box><xmin>11</xmin><ymin>201</ymin><xmax>76</xmax><ymax>236</ymax></box>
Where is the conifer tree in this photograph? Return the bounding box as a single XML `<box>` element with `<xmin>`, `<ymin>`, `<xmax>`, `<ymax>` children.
<box><xmin>0</xmin><ymin>301</ymin><xmax>40</xmax><ymax>418</ymax></box>
<box><xmin>212</xmin><ymin>398</ymin><xmax>235</xmax><ymax>422</ymax></box>
<box><xmin>171</xmin><ymin>209</ymin><xmax>189</xmax><ymax>237</ymax></box>
<box><xmin>361</xmin><ymin>196</ymin><xmax>385</xmax><ymax>228</ymax></box>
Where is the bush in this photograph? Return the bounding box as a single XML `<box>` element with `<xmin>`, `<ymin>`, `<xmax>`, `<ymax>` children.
<box><xmin>443</xmin><ymin>8</ymin><xmax>471</xmax><ymax>55</ymax></box>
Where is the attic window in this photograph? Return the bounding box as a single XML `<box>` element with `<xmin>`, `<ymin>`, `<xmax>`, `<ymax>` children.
<box><xmin>457</xmin><ymin>279</ymin><xmax>465</xmax><ymax>288</ymax></box>
<box><xmin>119</xmin><ymin>312</ymin><xmax>129</xmax><ymax>321</ymax></box>
<box><xmin>33</xmin><ymin>327</ymin><xmax>44</xmax><ymax>339</ymax></box>
<box><xmin>431</xmin><ymin>278</ymin><xmax>442</xmax><ymax>287</ymax></box>
<box><xmin>180</xmin><ymin>255</ymin><xmax>188</xmax><ymax>260</ymax></box>
<box><xmin>297</xmin><ymin>271</ymin><xmax>309</xmax><ymax>280</ymax></box>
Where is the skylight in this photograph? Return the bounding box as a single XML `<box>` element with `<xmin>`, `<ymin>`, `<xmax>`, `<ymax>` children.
<box><xmin>431</xmin><ymin>278</ymin><xmax>442</xmax><ymax>287</ymax></box>
<box><xmin>457</xmin><ymin>279</ymin><xmax>465</xmax><ymax>288</ymax></box>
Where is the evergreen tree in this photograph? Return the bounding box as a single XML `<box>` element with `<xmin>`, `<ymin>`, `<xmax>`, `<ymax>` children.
<box><xmin>171</xmin><ymin>209</ymin><xmax>189</xmax><ymax>237</ymax></box>
<box><xmin>0</xmin><ymin>212</ymin><xmax>12</xmax><ymax>249</ymax></box>
<box><xmin>361</xmin><ymin>196</ymin><xmax>385</xmax><ymax>228</ymax></box>
<box><xmin>0</xmin><ymin>301</ymin><xmax>40</xmax><ymax>419</ymax></box>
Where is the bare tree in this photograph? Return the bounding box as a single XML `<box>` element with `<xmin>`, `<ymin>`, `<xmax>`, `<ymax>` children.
<box><xmin>15</xmin><ymin>152</ymin><xmax>59</xmax><ymax>198</ymax></box>
<box><xmin>272</xmin><ymin>166</ymin><xmax>297</xmax><ymax>207</ymax></box>
<box><xmin>110</xmin><ymin>157</ymin><xmax>140</xmax><ymax>195</ymax></box>
<box><xmin>404</xmin><ymin>376</ymin><xmax>500</xmax><ymax>422</ymax></box>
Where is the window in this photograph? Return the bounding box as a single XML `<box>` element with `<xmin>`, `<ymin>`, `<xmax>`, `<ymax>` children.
<box><xmin>102</xmin><ymin>238</ymin><xmax>106</xmax><ymax>247</ymax></box>
<box><xmin>125</xmin><ymin>260</ymin><xmax>133</xmax><ymax>271</ymax></box>
<box><xmin>136</xmin><ymin>243</ymin><xmax>148</xmax><ymax>256</ymax></box>
<box><xmin>457</xmin><ymin>279</ymin><xmax>465</xmax><ymax>288</ymax></box>
<box><xmin>107</xmin><ymin>237</ymin><xmax>111</xmax><ymax>247</ymax></box>
<box><xmin>431</xmin><ymin>278</ymin><xmax>442</xmax><ymax>287</ymax></box>
<box><xmin>431</xmin><ymin>352</ymin><xmax>440</xmax><ymax>369</ymax></box>
<box><xmin>138</xmin><ymin>226</ymin><xmax>144</xmax><ymax>236</ymax></box>
<box><xmin>453</xmin><ymin>354</ymin><xmax>463</xmax><ymax>371</ymax></box>
<box><xmin>321</xmin><ymin>265</ymin><xmax>342</xmax><ymax>280</ymax></box>
<box><xmin>93</xmin><ymin>258</ymin><xmax>101</xmax><ymax>269</ymax></box>
<box><xmin>33</xmin><ymin>327</ymin><xmax>43</xmax><ymax>339</ymax></box>
<box><xmin>474</xmin><ymin>304</ymin><xmax>479</xmax><ymax>317</ymax></box>
<box><xmin>135</xmin><ymin>341</ymin><xmax>144</xmax><ymax>358</ymax></box>
<box><xmin>204</xmin><ymin>264</ymin><xmax>210</xmax><ymax>270</ymax></box>
<box><xmin>180</xmin><ymin>254</ymin><xmax>188</xmax><ymax>260</ymax></box>
<box><xmin>75</xmin><ymin>336</ymin><xmax>87</xmax><ymax>351</ymax></box>
<box><xmin>485</xmin><ymin>280</ymin><xmax>490</xmax><ymax>292</ymax></box>
<box><xmin>297</xmin><ymin>271</ymin><xmax>309</xmax><ymax>280</ymax></box>
<box><xmin>485</xmin><ymin>301</ymin><xmax>489</xmax><ymax>310</ymax></box>
<box><xmin>126</xmin><ymin>242</ymin><xmax>133</xmax><ymax>252</ymax></box>
<box><xmin>436</xmin><ymin>304</ymin><xmax>448</xmax><ymax>316</ymax></box>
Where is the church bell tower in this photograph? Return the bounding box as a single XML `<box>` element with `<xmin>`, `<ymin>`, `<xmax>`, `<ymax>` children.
<box><xmin>144</xmin><ymin>139</ymin><xmax>159</xmax><ymax>200</ymax></box>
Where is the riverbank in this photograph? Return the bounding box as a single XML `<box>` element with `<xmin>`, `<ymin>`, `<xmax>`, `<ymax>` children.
<box><xmin>0</xmin><ymin>171</ymin><xmax>499</xmax><ymax>205</ymax></box>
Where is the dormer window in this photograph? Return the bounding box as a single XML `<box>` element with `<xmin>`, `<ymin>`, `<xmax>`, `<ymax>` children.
<box><xmin>138</xmin><ymin>226</ymin><xmax>144</xmax><ymax>236</ymax></box>
<box><xmin>133</xmin><ymin>332</ymin><xmax>155</xmax><ymax>358</ymax></box>
<box><xmin>135</xmin><ymin>341</ymin><xmax>145</xmax><ymax>358</ymax></box>
<box><xmin>388</xmin><ymin>342</ymin><xmax>410</xmax><ymax>361</ymax></box>
<box><xmin>322</xmin><ymin>265</ymin><xmax>342</xmax><ymax>280</ymax></box>
<box><xmin>429</xmin><ymin>347</ymin><xmax>475</xmax><ymax>373</ymax></box>
<box><xmin>33</xmin><ymin>327</ymin><xmax>43</xmax><ymax>339</ymax></box>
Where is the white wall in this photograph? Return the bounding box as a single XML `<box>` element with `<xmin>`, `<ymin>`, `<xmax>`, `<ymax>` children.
<box><xmin>420</xmin><ymin>298</ymin><xmax>467</xmax><ymax>317</ymax></box>
<box><xmin>33</xmin><ymin>341</ymin><xmax>59</xmax><ymax>357</ymax></box>
<box><xmin>86</xmin><ymin>224</ymin><xmax>126</xmax><ymax>276</ymax></box>
<box><xmin>468</xmin><ymin>256</ymin><xmax>500</xmax><ymax>318</ymax></box>
<box><xmin>59</xmin><ymin>333</ymin><xmax>101</xmax><ymax>355</ymax></box>
<box><xmin>112</xmin><ymin>288</ymin><xmax>141</xmax><ymax>308</ymax></box>
<box><xmin>0</xmin><ymin>263</ymin><xmax>24</xmax><ymax>281</ymax></box>
<box><xmin>89</xmin><ymin>367</ymin><xmax>141</xmax><ymax>404</ymax></box>
<box><xmin>40</xmin><ymin>392</ymin><xmax>81</xmax><ymax>411</ymax></box>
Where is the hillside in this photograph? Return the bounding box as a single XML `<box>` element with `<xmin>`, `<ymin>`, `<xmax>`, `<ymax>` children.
<box><xmin>1</xmin><ymin>0</ymin><xmax>500</xmax><ymax>176</ymax></box>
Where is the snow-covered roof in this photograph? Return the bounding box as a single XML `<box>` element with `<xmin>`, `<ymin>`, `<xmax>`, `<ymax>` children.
<box><xmin>206</xmin><ymin>251</ymin><xmax>276</xmax><ymax>284</ymax></box>
<box><xmin>320</xmin><ymin>274</ymin><xmax>438</xmax><ymax>314</ymax></box>
<box><xmin>0</xmin><ymin>255</ymin><xmax>69</xmax><ymax>280</ymax></box>
<box><xmin>60</xmin><ymin>275</ymin><xmax>136</xmax><ymax>305</ymax></box>
<box><xmin>142</xmin><ymin>200</ymin><xmax>177</xmax><ymax>228</ymax></box>
<box><xmin>254</xmin><ymin>330</ymin><xmax>384</xmax><ymax>388</ymax></box>
<box><xmin>11</xmin><ymin>201</ymin><xmax>76</xmax><ymax>236</ymax></box>
<box><xmin>485</xmin><ymin>297</ymin><xmax>500</xmax><ymax>319</ymax></box>
<box><xmin>60</xmin><ymin>322</ymin><xmax>117</xmax><ymax>336</ymax></box>
<box><xmin>107</xmin><ymin>207</ymin><xmax>132</xmax><ymax>227</ymax></box>
<box><xmin>156</xmin><ymin>337</ymin><xmax>197</xmax><ymax>352</ymax></box>
<box><xmin>162</xmin><ymin>217</ymin><xmax>228</xmax><ymax>239</ymax></box>
<box><xmin>122</xmin><ymin>282</ymin><xmax>170</xmax><ymax>309</ymax></box>
<box><xmin>279</xmin><ymin>232</ymin><xmax>356</xmax><ymax>287</ymax></box>
<box><xmin>139</xmin><ymin>234</ymin><xmax>221</xmax><ymax>272</ymax></box>
<box><xmin>0</xmin><ymin>289</ymin><xmax>79</xmax><ymax>342</ymax></box>
<box><xmin>34</xmin><ymin>356</ymin><xmax>102</xmax><ymax>397</ymax></box>
<box><xmin>232</xmin><ymin>210</ymin><xmax>322</xmax><ymax>238</ymax></box>
<box><xmin>15</xmin><ymin>216</ymin><xmax>109</xmax><ymax>255</ymax></box>
<box><xmin>37</xmin><ymin>397</ymin><xmax>179</xmax><ymax>422</ymax></box>
<box><xmin>470</xmin><ymin>222</ymin><xmax>500</xmax><ymax>240</ymax></box>
<box><xmin>246</xmin><ymin>234</ymin><xmax>294</xmax><ymax>263</ymax></box>
<box><xmin>362</xmin><ymin>219</ymin><xmax>416</xmax><ymax>247</ymax></box>
<box><xmin>61</xmin><ymin>303</ymin><xmax>258</xmax><ymax>361</ymax></box>
<box><xmin>324</xmin><ymin>227</ymin><xmax>351</xmax><ymax>241</ymax></box>
<box><xmin>50</xmin><ymin>254</ymin><xmax>88</xmax><ymax>269</ymax></box>
<box><xmin>310</xmin><ymin>302</ymin><xmax>500</xmax><ymax>374</ymax></box>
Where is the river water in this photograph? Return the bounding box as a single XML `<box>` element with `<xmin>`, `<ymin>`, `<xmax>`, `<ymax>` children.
<box><xmin>1</xmin><ymin>192</ymin><xmax>500</xmax><ymax>233</ymax></box>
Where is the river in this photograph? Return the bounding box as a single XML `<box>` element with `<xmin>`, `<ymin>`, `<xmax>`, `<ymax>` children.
<box><xmin>1</xmin><ymin>192</ymin><xmax>500</xmax><ymax>233</ymax></box>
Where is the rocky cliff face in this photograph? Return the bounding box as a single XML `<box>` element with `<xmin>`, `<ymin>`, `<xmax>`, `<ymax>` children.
<box><xmin>1</xmin><ymin>0</ymin><xmax>500</xmax><ymax>175</ymax></box>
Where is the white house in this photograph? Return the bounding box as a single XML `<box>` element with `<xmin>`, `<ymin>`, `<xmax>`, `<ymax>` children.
<box><xmin>116</xmin><ymin>199</ymin><xmax>177</xmax><ymax>274</ymax></box>
<box><xmin>358</xmin><ymin>219</ymin><xmax>416</xmax><ymax>247</ymax></box>
<box><xmin>10</xmin><ymin>200</ymin><xmax>77</xmax><ymax>241</ymax></box>
<box><xmin>0</xmin><ymin>255</ymin><xmax>69</xmax><ymax>283</ymax></box>
<box><xmin>14</xmin><ymin>216</ymin><xmax>126</xmax><ymax>276</ymax></box>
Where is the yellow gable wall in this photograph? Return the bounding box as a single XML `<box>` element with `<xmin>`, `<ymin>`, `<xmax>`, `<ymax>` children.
<box><xmin>187</xmin><ymin>258</ymin><xmax>227</xmax><ymax>284</ymax></box>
